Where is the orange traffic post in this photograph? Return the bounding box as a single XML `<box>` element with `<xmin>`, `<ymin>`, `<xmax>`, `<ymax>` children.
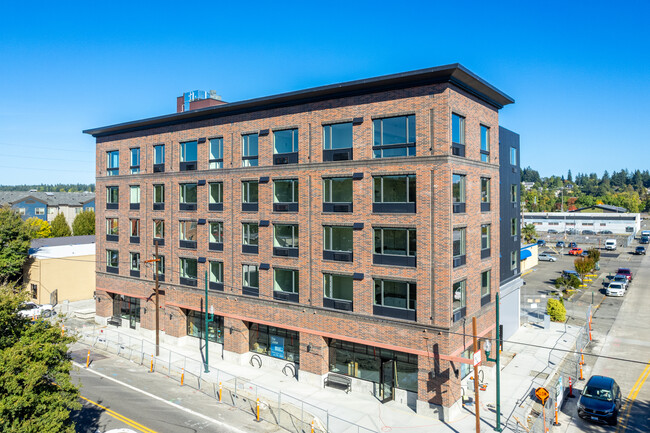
<box><xmin>568</xmin><ymin>377</ymin><xmax>575</xmax><ymax>398</ymax></box>
<box><xmin>580</xmin><ymin>350</ymin><xmax>584</xmax><ymax>365</ymax></box>
<box><xmin>61</xmin><ymin>324</ymin><xmax>65</xmax><ymax>337</ymax></box>
<box><xmin>256</xmin><ymin>398</ymin><xmax>260</xmax><ymax>422</ymax></box>
<box><xmin>219</xmin><ymin>382</ymin><xmax>222</xmax><ymax>402</ymax></box>
<box><xmin>181</xmin><ymin>368</ymin><xmax>184</xmax><ymax>386</ymax></box>
<box><xmin>553</xmin><ymin>400</ymin><xmax>561</xmax><ymax>426</ymax></box>
<box><xmin>579</xmin><ymin>362</ymin><xmax>585</xmax><ymax>381</ymax></box>
<box><xmin>150</xmin><ymin>354</ymin><xmax>154</xmax><ymax>373</ymax></box>
<box><xmin>311</xmin><ymin>420</ymin><xmax>314</xmax><ymax>433</ymax></box>
<box><xmin>85</xmin><ymin>349</ymin><xmax>90</xmax><ymax>368</ymax></box>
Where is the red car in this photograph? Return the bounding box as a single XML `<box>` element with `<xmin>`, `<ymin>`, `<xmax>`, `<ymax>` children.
<box><xmin>569</xmin><ymin>247</ymin><xmax>584</xmax><ymax>255</ymax></box>
<box><xmin>616</xmin><ymin>268</ymin><xmax>633</xmax><ymax>282</ymax></box>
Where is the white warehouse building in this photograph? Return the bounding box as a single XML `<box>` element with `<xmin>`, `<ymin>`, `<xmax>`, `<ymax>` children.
<box><xmin>523</xmin><ymin>212</ymin><xmax>641</xmax><ymax>235</ymax></box>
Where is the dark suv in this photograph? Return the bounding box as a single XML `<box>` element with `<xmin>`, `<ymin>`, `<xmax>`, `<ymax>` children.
<box><xmin>635</xmin><ymin>246</ymin><xmax>646</xmax><ymax>255</ymax></box>
<box><xmin>577</xmin><ymin>375</ymin><xmax>622</xmax><ymax>425</ymax></box>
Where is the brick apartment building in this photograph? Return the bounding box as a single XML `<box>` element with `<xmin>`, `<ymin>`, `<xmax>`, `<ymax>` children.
<box><xmin>84</xmin><ymin>64</ymin><xmax>517</xmax><ymax>420</ymax></box>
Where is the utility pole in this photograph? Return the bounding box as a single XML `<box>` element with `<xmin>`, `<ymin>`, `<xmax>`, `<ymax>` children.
<box><xmin>473</xmin><ymin>316</ymin><xmax>481</xmax><ymax>433</ymax></box>
<box><xmin>144</xmin><ymin>241</ymin><xmax>160</xmax><ymax>356</ymax></box>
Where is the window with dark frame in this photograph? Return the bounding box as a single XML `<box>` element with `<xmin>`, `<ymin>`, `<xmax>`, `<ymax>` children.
<box><xmin>153</xmin><ymin>219</ymin><xmax>164</xmax><ymax>240</ymax></box>
<box><xmin>106</xmin><ymin>186</ymin><xmax>119</xmax><ymax>207</ymax></box>
<box><xmin>323</xmin><ymin>122</ymin><xmax>353</xmax><ymax>161</ymax></box>
<box><xmin>510</xmin><ymin>251</ymin><xmax>517</xmax><ymax>270</ymax></box>
<box><xmin>274</xmin><ymin>268</ymin><xmax>299</xmax><ymax>298</ymax></box>
<box><xmin>481</xmin><ymin>224</ymin><xmax>491</xmax><ymax>258</ymax></box>
<box><xmin>209</xmin><ymin>138</ymin><xmax>224</xmax><ymax>169</ymax></box>
<box><xmin>179</xmin><ymin>183</ymin><xmax>197</xmax><ymax>210</ymax></box>
<box><xmin>106</xmin><ymin>249</ymin><xmax>119</xmax><ymax>268</ymax></box>
<box><xmin>452</xmin><ymin>174</ymin><xmax>466</xmax><ymax>213</ymax></box>
<box><xmin>242</xmin><ymin>223</ymin><xmax>259</xmax><ymax>246</ymax></box>
<box><xmin>323</xmin><ymin>177</ymin><xmax>353</xmax><ymax>212</ymax></box>
<box><xmin>242</xmin><ymin>264</ymin><xmax>259</xmax><ymax>289</ymax></box>
<box><xmin>453</xmin><ymin>227</ymin><xmax>466</xmax><ymax>267</ymax></box>
<box><xmin>510</xmin><ymin>184</ymin><xmax>518</xmax><ymax>202</ymax></box>
<box><xmin>209</xmin><ymin>182</ymin><xmax>223</xmax><ymax>211</ymax></box>
<box><xmin>273</xmin><ymin>129</ymin><xmax>298</xmax><ymax>164</ymax></box>
<box><xmin>451</xmin><ymin>113</ymin><xmax>465</xmax><ymax>156</ymax></box>
<box><xmin>274</xmin><ymin>224</ymin><xmax>298</xmax><ymax>256</ymax></box>
<box><xmin>129</xmin><ymin>185</ymin><xmax>140</xmax><ymax>207</ymax></box>
<box><xmin>481</xmin><ymin>270</ymin><xmax>491</xmax><ymax>303</ymax></box>
<box><xmin>130</xmin><ymin>218</ymin><xmax>140</xmax><ymax>241</ymax></box>
<box><xmin>179</xmin><ymin>220</ymin><xmax>197</xmax><ymax>243</ymax></box>
<box><xmin>373</xmin><ymin>227</ymin><xmax>416</xmax><ymax>267</ymax></box>
<box><xmin>273</xmin><ymin>179</ymin><xmax>298</xmax><ymax>212</ymax></box>
<box><xmin>511</xmin><ymin>218</ymin><xmax>518</xmax><ymax>236</ymax></box>
<box><xmin>452</xmin><ymin>280</ymin><xmax>466</xmax><ymax>320</ymax></box>
<box><xmin>242</xmin><ymin>181</ymin><xmax>258</xmax><ymax>211</ymax></box>
<box><xmin>323</xmin><ymin>226</ymin><xmax>353</xmax><ymax>261</ymax></box>
<box><xmin>510</xmin><ymin>146</ymin><xmax>517</xmax><ymax>165</ymax></box>
<box><xmin>372</xmin><ymin>115</ymin><xmax>416</xmax><ymax>158</ymax></box>
<box><xmin>209</xmin><ymin>221</ymin><xmax>223</xmax><ymax>243</ymax></box>
<box><xmin>481</xmin><ymin>178</ymin><xmax>491</xmax><ymax>211</ymax></box>
<box><xmin>130</xmin><ymin>252</ymin><xmax>140</xmax><ymax>271</ymax></box>
<box><xmin>153</xmin><ymin>144</ymin><xmax>165</xmax><ymax>172</ymax></box>
<box><xmin>180</xmin><ymin>257</ymin><xmax>198</xmax><ymax>284</ymax></box>
<box><xmin>373</xmin><ymin>279</ymin><xmax>416</xmax><ymax>313</ymax></box>
<box><xmin>107</xmin><ymin>150</ymin><xmax>119</xmax><ymax>176</ymax></box>
<box><xmin>180</xmin><ymin>141</ymin><xmax>198</xmax><ymax>170</ymax></box>
<box><xmin>130</xmin><ymin>148</ymin><xmax>140</xmax><ymax>174</ymax></box>
<box><xmin>106</xmin><ymin>218</ymin><xmax>118</xmax><ymax>237</ymax></box>
<box><xmin>373</xmin><ymin>175</ymin><xmax>416</xmax><ymax>213</ymax></box>
<box><xmin>323</xmin><ymin>273</ymin><xmax>353</xmax><ymax>302</ymax></box>
<box><xmin>242</xmin><ymin>133</ymin><xmax>259</xmax><ymax>167</ymax></box>
<box><xmin>480</xmin><ymin>125</ymin><xmax>490</xmax><ymax>162</ymax></box>
<box><xmin>153</xmin><ymin>184</ymin><xmax>164</xmax><ymax>209</ymax></box>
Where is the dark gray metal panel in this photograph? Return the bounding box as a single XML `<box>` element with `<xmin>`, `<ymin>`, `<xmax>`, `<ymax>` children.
<box><xmin>499</xmin><ymin>126</ymin><xmax>521</xmax><ymax>284</ymax></box>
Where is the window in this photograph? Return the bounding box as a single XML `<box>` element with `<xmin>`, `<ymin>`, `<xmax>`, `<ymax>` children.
<box><xmin>323</xmin><ymin>177</ymin><xmax>353</xmax><ymax>212</ymax></box>
<box><xmin>130</xmin><ymin>148</ymin><xmax>140</xmax><ymax>174</ymax></box>
<box><xmin>179</xmin><ymin>220</ymin><xmax>197</xmax><ymax>248</ymax></box>
<box><xmin>106</xmin><ymin>218</ymin><xmax>119</xmax><ymax>236</ymax></box>
<box><xmin>187</xmin><ymin>310</ymin><xmax>224</xmax><ymax>343</ymax></box>
<box><xmin>480</xmin><ymin>125</ymin><xmax>490</xmax><ymax>162</ymax></box>
<box><xmin>242</xmin><ymin>181</ymin><xmax>258</xmax><ymax>212</ymax></box>
<box><xmin>511</xmin><ymin>218</ymin><xmax>518</xmax><ymax>236</ymax></box>
<box><xmin>209</xmin><ymin>261</ymin><xmax>224</xmax><ymax>290</ymax></box>
<box><xmin>373</xmin><ymin>115</ymin><xmax>416</xmax><ymax>158</ymax></box>
<box><xmin>323</xmin><ymin>226</ymin><xmax>353</xmax><ymax>261</ymax></box>
<box><xmin>180</xmin><ymin>141</ymin><xmax>198</xmax><ymax>170</ymax></box>
<box><xmin>153</xmin><ymin>184</ymin><xmax>164</xmax><ymax>210</ymax></box>
<box><xmin>107</xmin><ymin>150</ymin><xmax>119</xmax><ymax>176</ymax></box>
<box><xmin>130</xmin><ymin>252</ymin><xmax>140</xmax><ymax>271</ymax></box>
<box><xmin>452</xmin><ymin>174</ymin><xmax>466</xmax><ymax>213</ymax></box>
<box><xmin>180</xmin><ymin>183</ymin><xmax>197</xmax><ymax>210</ymax></box>
<box><xmin>209</xmin><ymin>221</ymin><xmax>223</xmax><ymax>243</ymax></box>
<box><xmin>242</xmin><ymin>133</ymin><xmax>259</xmax><ymax>167</ymax></box>
<box><xmin>35</xmin><ymin>207</ymin><xmax>45</xmax><ymax>215</ymax></box>
<box><xmin>242</xmin><ymin>264</ymin><xmax>259</xmax><ymax>290</ymax></box>
<box><xmin>209</xmin><ymin>138</ymin><xmax>223</xmax><ymax>169</ymax></box>
<box><xmin>273</xmin><ymin>179</ymin><xmax>298</xmax><ymax>212</ymax></box>
<box><xmin>274</xmin><ymin>268</ymin><xmax>299</xmax><ymax>301</ymax></box>
<box><xmin>106</xmin><ymin>186</ymin><xmax>119</xmax><ymax>208</ymax></box>
<box><xmin>481</xmin><ymin>178</ymin><xmax>491</xmax><ymax>212</ymax></box>
<box><xmin>323</xmin><ymin>122</ymin><xmax>353</xmax><ymax>161</ymax></box>
<box><xmin>451</xmin><ymin>113</ymin><xmax>465</xmax><ymax>156</ymax></box>
<box><xmin>154</xmin><ymin>144</ymin><xmax>165</xmax><ymax>170</ymax></box>
<box><xmin>180</xmin><ymin>258</ymin><xmax>198</xmax><ymax>285</ymax></box>
<box><xmin>274</xmin><ymin>224</ymin><xmax>298</xmax><ymax>257</ymax></box>
<box><xmin>129</xmin><ymin>185</ymin><xmax>140</xmax><ymax>204</ymax></box>
<box><xmin>154</xmin><ymin>220</ymin><xmax>164</xmax><ymax>239</ymax></box>
<box><xmin>106</xmin><ymin>250</ymin><xmax>119</xmax><ymax>268</ymax></box>
<box><xmin>452</xmin><ymin>280</ymin><xmax>466</xmax><ymax>320</ymax></box>
<box><xmin>323</xmin><ymin>273</ymin><xmax>353</xmax><ymax>303</ymax></box>
<box><xmin>373</xmin><ymin>228</ymin><xmax>416</xmax><ymax>267</ymax></box>
<box><xmin>18</xmin><ymin>208</ymin><xmax>26</xmax><ymax>215</ymax></box>
<box><xmin>373</xmin><ymin>175</ymin><xmax>416</xmax><ymax>213</ymax></box>
<box><xmin>273</xmin><ymin>129</ymin><xmax>298</xmax><ymax>163</ymax></box>
<box><xmin>155</xmin><ymin>255</ymin><xmax>165</xmax><ymax>276</ymax></box>
<box><xmin>510</xmin><ymin>184</ymin><xmax>518</xmax><ymax>202</ymax></box>
<box><xmin>209</xmin><ymin>182</ymin><xmax>223</xmax><ymax>211</ymax></box>
<box><xmin>130</xmin><ymin>219</ymin><xmax>140</xmax><ymax>240</ymax></box>
<box><xmin>30</xmin><ymin>284</ymin><xmax>37</xmax><ymax>299</ymax></box>
<box><xmin>481</xmin><ymin>224</ymin><xmax>491</xmax><ymax>259</ymax></box>
<box><xmin>481</xmin><ymin>270</ymin><xmax>491</xmax><ymax>303</ymax></box>
<box><xmin>374</xmin><ymin>279</ymin><xmax>416</xmax><ymax>315</ymax></box>
<box><xmin>249</xmin><ymin>324</ymin><xmax>299</xmax><ymax>362</ymax></box>
<box><xmin>510</xmin><ymin>147</ymin><xmax>517</xmax><ymax>165</ymax></box>
<box><xmin>510</xmin><ymin>251</ymin><xmax>517</xmax><ymax>270</ymax></box>
<box><xmin>242</xmin><ymin>223</ymin><xmax>259</xmax><ymax>254</ymax></box>
<box><xmin>453</xmin><ymin>227</ymin><xmax>466</xmax><ymax>267</ymax></box>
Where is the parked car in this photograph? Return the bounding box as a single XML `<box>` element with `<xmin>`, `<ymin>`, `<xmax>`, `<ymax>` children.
<box><xmin>569</xmin><ymin>247</ymin><xmax>584</xmax><ymax>255</ymax></box>
<box><xmin>581</xmin><ymin>251</ymin><xmax>591</xmax><ymax>257</ymax></box>
<box><xmin>566</xmin><ymin>228</ymin><xmax>579</xmax><ymax>235</ymax></box>
<box><xmin>599</xmin><ymin>230</ymin><xmax>613</xmax><ymax>235</ymax></box>
<box><xmin>569</xmin><ymin>242</ymin><xmax>578</xmax><ymax>248</ymax></box>
<box><xmin>548</xmin><ymin>229</ymin><xmax>559</xmax><ymax>234</ymax></box>
<box><xmin>611</xmin><ymin>274</ymin><xmax>629</xmax><ymax>289</ymax></box>
<box><xmin>556</xmin><ymin>241</ymin><xmax>566</xmax><ymax>248</ymax></box>
<box><xmin>562</xmin><ymin>270</ymin><xmax>581</xmax><ymax>280</ymax></box>
<box><xmin>577</xmin><ymin>375</ymin><xmax>622</xmax><ymax>425</ymax></box>
<box><xmin>538</xmin><ymin>253</ymin><xmax>557</xmax><ymax>262</ymax></box>
<box><xmin>605</xmin><ymin>239</ymin><xmax>617</xmax><ymax>250</ymax></box>
<box><xmin>537</xmin><ymin>239</ymin><xmax>546</xmax><ymax>246</ymax></box>
<box><xmin>606</xmin><ymin>282</ymin><xmax>626</xmax><ymax>297</ymax></box>
<box><xmin>18</xmin><ymin>302</ymin><xmax>54</xmax><ymax>319</ymax></box>
<box><xmin>616</xmin><ymin>268</ymin><xmax>633</xmax><ymax>282</ymax></box>
<box><xmin>635</xmin><ymin>246</ymin><xmax>646</xmax><ymax>255</ymax></box>
<box><xmin>582</xmin><ymin>230</ymin><xmax>596</xmax><ymax>235</ymax></box>
<box><xmin>641</xmin><ymin>236</ymin><xmax>649</xmax><ymax>244</ymax></box>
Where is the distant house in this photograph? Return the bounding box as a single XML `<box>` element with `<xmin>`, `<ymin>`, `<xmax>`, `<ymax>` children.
<box><xmin>522</xmin><ymin>182</ymin><xmax>535</xmax><ymax>190</ymax></box>
<box><xmin>571</xmin><ymin>204</ymin><xmax>627</xmax><ymax>213</ymax></box>
<box><xmin>23</xmin><ymin>235</ymin><xmax>96</xmax><ymax>305</ymax></box>
<box><xmin>0</xmin><ymin>191</ymin><xmax>95</xmax><ymax>223</ymax></box>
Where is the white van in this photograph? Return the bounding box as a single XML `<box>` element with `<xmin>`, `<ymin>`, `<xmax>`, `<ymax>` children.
<box><xmin>641</xmin><ymin>230</ymin><xmax>650</xmax><ymax>238</ymax></box>
<box><xmin>605</xmin><ymin>239</ymin><xmax>617</xmax><ymax>250</ymax></box>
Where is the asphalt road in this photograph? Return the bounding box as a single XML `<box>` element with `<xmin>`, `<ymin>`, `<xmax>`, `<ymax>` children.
<box><xmin>69</xmin><ymin>347</ymin><xmax>283</xmax><ymax>433</ymax></box>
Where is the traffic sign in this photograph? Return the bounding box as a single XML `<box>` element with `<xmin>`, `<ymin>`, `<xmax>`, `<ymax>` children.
<box><xmin>535</xmin><ymin>387</ymin><xmax>549</xmax><ymax>404</ymax></box>
<box><xmin>473</xmin><ymin>350</ymin><xmax>482</xmax><ymax>366</ymax></box>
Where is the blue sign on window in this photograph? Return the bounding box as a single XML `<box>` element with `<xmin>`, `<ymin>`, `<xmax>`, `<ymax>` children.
<box><xmin>270</xmin><ymin>335</ymin><xmax>285</xmax><ymax>359</ymax></box>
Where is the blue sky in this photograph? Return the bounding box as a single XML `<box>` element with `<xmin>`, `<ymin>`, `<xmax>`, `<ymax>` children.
<box><xmin>1</xmin><ymin>0</ymin><xmax>648</xmax><ymax>185</ymax></box>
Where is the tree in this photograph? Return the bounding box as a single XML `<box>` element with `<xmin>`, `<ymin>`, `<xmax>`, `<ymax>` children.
<box><xmin>574</xmin><ymin>257</ymin><xmax>595</xmax><ymax>281</ymax></box>
<box><xmin>587</xmin><ymin>248</ymin><xmax>600</xmax><ymax>264</ymax></box>
<box><xmin>0</xmin><ymin>285</ymin><xmax>80</xmax><ymax>432</ymax></box>
<box><xmin>72</xmin><ymin>210</ymin><xmax>95</xmax><ymax>236</ymax></box>
<box><xmin>24</xmin><ymin>217</ymin><xmax>52</xmax><ymax>239</ymax></box>
<box><xmin>522</xmin><ymin>223</ymin><xmax>537</xmax><ymax>243</ymax></box>
<box><xmin>50</xmin><ymin>213</ymin><xmax>71</xmax><ymax>238</ymax></box>
<box><xmin>567</xmin><ymin>169</ymin><xmax>573</xmax><ymax>182</ymax></box>
<box><xmin>555</xmin><ymin>275</ymin><xmax>581</xmax><ymax>292</ymax></box>
<box><xmin>0</xmin><ymin>206</ymin><xmax>32</xmax><ymax>283</ymax></box>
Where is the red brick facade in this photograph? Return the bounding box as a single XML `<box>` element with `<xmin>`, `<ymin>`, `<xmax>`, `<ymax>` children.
<box><xmin>89</xmin><ymin>67</ymin><xmax>513</xmax><ymax>414</ymax></box>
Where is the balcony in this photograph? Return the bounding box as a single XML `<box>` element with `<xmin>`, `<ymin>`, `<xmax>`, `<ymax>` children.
<box><xmin>323</xmin><ymin>297</ymin><xmax>352</xmax><ymax>311</ymax></box>
<box><xmin>373</xmin><ymin>254</ymin><xmax>416</xmax><ymax>267</ymax></box>
<box><xmin>273</xmin><ymin>247</ymin><xmax>298</xmax><ymax>258</ymax></box>
<box><xmin>323</xmin><ymin>250</ymin><xmax>353</xmax><ymax>262</ymax></box>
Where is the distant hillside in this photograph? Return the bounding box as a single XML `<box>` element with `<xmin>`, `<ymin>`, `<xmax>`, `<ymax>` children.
<box><xmin>0</xmin><ymin>184</ymin><xmax>95</xmax><ymax>193</ymax></box>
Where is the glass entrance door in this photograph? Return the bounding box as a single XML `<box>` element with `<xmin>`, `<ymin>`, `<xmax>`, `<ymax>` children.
<box><xmin>129</xmin><ymin>301</ymin><xmax>137</xmax><ymax>329</ymax></box>
<box><xmin>379</xmin><ymin>360</ymin><xmax>395</xmax><ymax>403</ymax></box>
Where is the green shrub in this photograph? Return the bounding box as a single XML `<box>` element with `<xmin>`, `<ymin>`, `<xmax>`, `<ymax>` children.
<box><xmin>547</xmin><ymin>298</ymin><xmax>566</xmax><ymax>322</ymax></box>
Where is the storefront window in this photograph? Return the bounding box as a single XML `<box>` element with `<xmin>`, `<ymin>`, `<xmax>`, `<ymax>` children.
<box><xmin>249</xmin><ymin>324</ymin><xmax>299</xmax><ymax>363</ymax></box>
<box><xmin>186</xmin><ymin>310</ymin><xmax>224</xmax><ymax>344</ymax></box>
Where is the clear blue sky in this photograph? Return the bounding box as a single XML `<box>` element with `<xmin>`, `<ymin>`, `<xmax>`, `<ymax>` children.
<box><xmin>1</xmin><ymin>0</ymin><xmax>648</xmax><ymax>185</ymax></box>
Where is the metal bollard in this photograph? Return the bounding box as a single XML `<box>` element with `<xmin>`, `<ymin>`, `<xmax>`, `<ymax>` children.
<box><xmin>150</xmin><ymin>354</ymin><xmax>154</xmax><ymax>373</ymax></box>
<box><xmin>85</xmin><ymin>349</ymin><xmax>90</xmax><ymax>368</ymax></box>
<box><xmin>256</xmin><ymin>398</ymin><xmax>260</xmax><ymax>422</ymax></box>
<box><xmin>219</xmin><ymin>382</ymin><xmax>222</xmax><ymax>402</ymax></box>
<box><xmin>181</xmin><ymin>368</ymin><xmax>184</xmax><ymax>386</ymax></box>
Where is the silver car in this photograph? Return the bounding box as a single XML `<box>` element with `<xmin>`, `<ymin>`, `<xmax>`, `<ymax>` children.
<box><xmin>18</xmin><ymin>302</ymin><xmax>54</xmax><ymax>319</ymax></box>
<box><xmin>606</xmin><ymin>282</ymin><xmax>625</xmax><ymax>297</ymax></box>
<box><xmin>538</xmin><ymin>253</ymin><xmax>557</xmax><ymax>262</ymax></box>
<box><xmin>611</xmin><ymin>275</ymin><xmax>629</xmax><ymax>289</ymax></box>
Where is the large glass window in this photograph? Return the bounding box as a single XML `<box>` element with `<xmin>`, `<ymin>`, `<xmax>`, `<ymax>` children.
<box><xmin>250</xmin><ymin>324</ymin><xmax>299</xmax><ymax>363</ymax></box>
<box><xmin>187</xmin><ymin>310</ymin><xmax>224</xmax><ymax>344</ymax></box>
<box><xmin>481</xmin><ymin>224</ymin><xmax>491</xmax><ymax>250</ymax></box>
<box><xmin>242</xmin><ymin>181</ymin><xmax>258</xmax><ymax>204</ymax></box>
<box><xmin>209</xmin><ymin>182</ymin><xmax>223</xmax><ymax>204</ymax></box>
<box><xmin>451</xmin><ymin>113</ymin><xmax>465</xmax><ymax>157</ymax></box>
<box><xmin>210</xmin><ymin>261</ymin><xmax>223</xmax><ymax>283</ymax></box>
<box><xmin>374</xmin><ymin>228</ymin><xmax>416</xmax><ymax>256</ymax></box>
<box><xmin>323</xmin><ymin>178</ymin><xmax>352</xmax><ymax>203</ymax></box>
<box><xmin>130</xmin><ymin>148</ymin><xmax>140</xmax><ymax>174</ymax></box>
<box><xmin>324</xmin><ymin>226</ymin><xmax>353</xmax><ymax>252</ymax></box>
<box><xmin>106</xmin><ymin>218</ymin><xmax>119</xmax><ymax>235</ymax></box>
<box><xmin>180</xmin><ymin>183</ymin><xmax>197</xmax><ymax>205</ymax></box>
<box><xmin>154</xmin><ymin>144</ymin><xmax>165</xmax><ymax>164</ymax></box>
<box><xmin>153</xmin><ymin>220</ymin><xmax>164</xmax><ymax>239</ymax></box>
<box><xmin>156</xmin><ymin>255</ymin><xmax>165</xmax><ymax>275</ymax></box>
<box><xmin>179</xmin><ymin>220</ymin><xmax>197</xmax><ymax>241</ymax></box>
<box><xmin>130</xmin><ymin>252</ymin><xmax>140</xmax><ymax>271</ymax></box>
<box><xmin>243</xmin><ymin>264</ymin><xmax>259</xmax><ymax>288</ymax></box>
<box><xmin>452</xmin><ymin>174</ymin><xmax>466</xmax><ymax>212</ymax></box>
<box><xmin>118</xmin><ymin>296</ymin><xmax>140</xmax><ymax>323</ymax></box>
<box><xmin>153</xmin><ymin>184</ymin><xmax>164</xmax><ymax>204</ymax></box>
<box><xmin>106</xmin><ymin>250</ymin><xmax>119</xmax><ymax>268</ymax></box>
<box><xmin>374</xmin><ymin>279</ymin><xmax>416</xmax><ymax>310</ymax></box>
<box><xmin>323</xmin><ymin>273</ymin><xmax>353</xmax><ymax>301</ymax></box>
<box><xmin>323</xmin><ymin>123</ymin><xmax>353</xmax><ymax>149</ymax></box>
<box><xmin>510</xmin><ymin>146</ymin><xmax>517</xmax><ymax>165</ymax></box>
<box><xmin>481</xmin><ymin>178</ymin><xmax>491</xmax><ymax>203</ymax></box>
<box><xmin>372</xmin><ymin>115</ymin><xmax>416</xmax><ymax>158</ymax></box>
<box><xmin>242</xmin><ymin>133</ymin><xmax>259</xmax><ymax>167</ymax></box>
<box><xmin>130</xmin><ymin>219</ymin><xmax>140</xmax><ymax>237</ymax></box>
<box><xmin>106</xmin><ymin>186</ymin><xmax>119</xmax><ymax>204</ymax></box>
<box><xmin>210</xmin><ymin>221</ymin><xmax>223</xmax><ymax>243</ymax></box>
<box><xmin>180</xmin><ymin>258</ymin><xmax>197</xmax><ymax>280</ymax></box>
<box><xmin>373</xmin><ymin>175</ymin><xmax>415</xmax><ymax>203</ymax></box>
<box><xmin>452</xmin><ymin>280</ymin><xmax>466</xmax><ymax>313</ymax></box>
<box><xmin>107</xmin><ymin>150</ymin><xmax>119</xmax><ymax>176</ymax></box>
<box><xmin>274</xmin><ymin>179</ymin><xmax>298</xmax><ymax>203</ymax></box>
<box><xmin>274</xmin><ymin>129</ymin><xmax>298</xmax><ymax>154</ymax></box>
<box><xmin>511</xmin><ymin>184</ymin><xmax>518</xmax><ymax>202</ymax></box>
<box><xmin>180</xmin><ymin>141</ymin><xmax>197</xmax><ymax>163</ymax></box>
<box><xmin>453</xmin><ymin>227</ymin><xmax>466</xmax><ymax>260</ymax></box>
<box><xmin>274</xmin><ymin>268</ymin><xmax>298</xmax><ymax>293</ymax></box>
<box><xmin>274</xmin><ymin>224</ymin><xmax>298</xmax><ymax>248</ymax></box>
<box><xmin>242</xmin><ymin>223</ymin><xmax>259</xmax><ymax>246</ymax></box>
<box><xmin>130</xmin><ymin>185</ymin><xmax>140</xmax><ymax>204</ymax></box>
<box><xmin>209</xmin><ymin>138</ymin><xmax>223</xmax><ymax>169</ymax></box>
<box><xmin>480</xmin><ymin>125</ymin><xmax>490</xmax><ymax>162</ymax></box>
<box><xmin>481</xmin><ymin>270</ymin><xmax>491</xmax><ymax>299</ymax></box>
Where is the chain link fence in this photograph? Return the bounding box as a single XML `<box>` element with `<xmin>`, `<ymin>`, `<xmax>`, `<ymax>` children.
<box><xmin>74</xmin><ymin>325</ymin><xmax>375</xmax><ymax>433</ymax></box>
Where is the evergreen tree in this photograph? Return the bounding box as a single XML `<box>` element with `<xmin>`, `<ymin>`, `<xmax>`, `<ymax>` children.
<box><xmin>72</xmin><ymin>210</ymin><xmax>95</xmax><ymax>236</ymax></box>
<box><xmin>0</xmin><ymin>206</ymin><xmax>32</xmax><ymax>283</ymax></box>
<box><xmin>50</xmin><ymin>213</ymin><xmax>71</xmax><ymax>237</ymax></box>
<box><xmin>567</xmin><ymin>169</ymin><xmax>573</xmax><ymax>182</ymax></box>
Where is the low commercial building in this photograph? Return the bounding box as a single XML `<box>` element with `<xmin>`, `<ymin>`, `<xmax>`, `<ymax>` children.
<box><xmin>523</xmin><ymin>212</ymin><xmax>641</xmax><ymax>235</ymax></box>
<box><xmin>23</xmin><ymin>235</ymin><xmax>96</xmax><ymax>305</ymax></box>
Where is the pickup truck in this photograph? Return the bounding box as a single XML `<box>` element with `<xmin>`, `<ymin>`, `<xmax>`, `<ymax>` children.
<box><xmin>616</xmin><ymin>268</ymin><xmax>633</xmax><ymax>282</ymax></box>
